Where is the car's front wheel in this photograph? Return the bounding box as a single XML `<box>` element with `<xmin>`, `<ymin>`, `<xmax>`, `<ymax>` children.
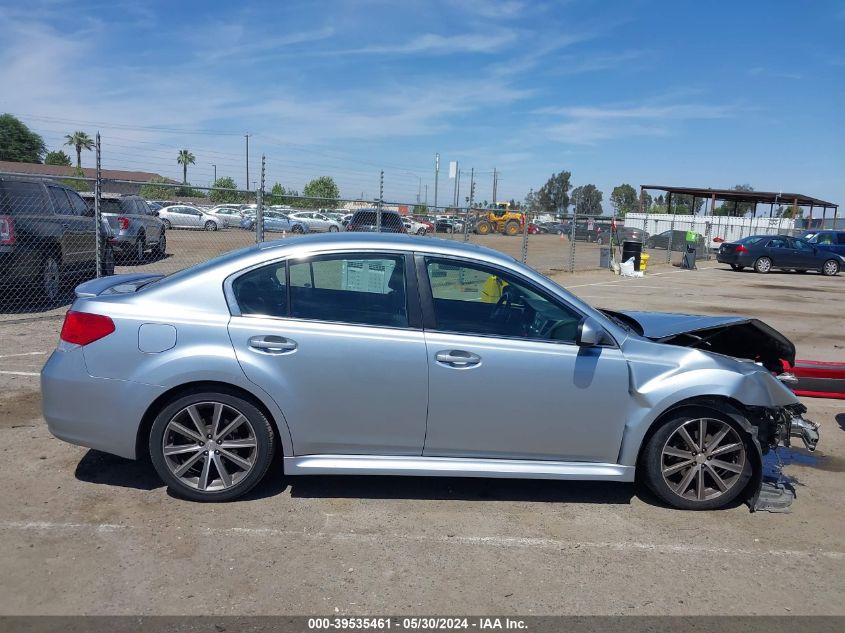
<box><xmin>134</xmin><ymin>236</ymin><xmax>145</xmax><ymax>264</ymax></box>
<box><xmin>149</xmin><ymin>391</ymin><xmax>275</xmax><ymax>502</ymax></box>
<box><xmin>754</xmin><ymin>256</ymin><xmax>772</xmax><ymax>274</ymax></box>
<box><xmin>329</xmin><ymin>225</ymin><xmax>339</xmax><ymax>232</ymax></box>
<box><xmin>161</xmin><ymin>219</ymin><xmax>172</xmax><ymax>230</ymax></box>
<box><xmin>153</xmin><ymin>232</ymin><xmax>166</xmax><ymax>257</ymax></box>
<box><xmin>822</xmin><ymin>259</ymin><xmax>840</xmax><ymax>276</ymax></box>
<box><xmin>204</xmin><ymin>220</ymin><xmax>218</xmax><ymax>231</ymax></box>
<box><xmin>641</xmin><ymin>408</ymin><xmax>752</xmax><ymax>510</ymax></box>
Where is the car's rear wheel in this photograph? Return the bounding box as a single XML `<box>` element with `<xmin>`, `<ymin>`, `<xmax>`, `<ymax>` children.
<box><xmin>754</xmin><ymin>256</ymin><xmax>772</xmax><ymax>274</ymax></box>
<box><xmin>641</xmin><ymin>408</ymin><xmax>752</xmax><ymax>510</ymax></box>
<box><xmin>149</xmin><ymin>392</ymin><xmax>275</xmax><ymax>502</ymax></box>
<box><xmin>329</xmin><ymin>225</ymin><xmax>339</xmax><ymax>232</ymax></box>
<box><xmin>161</xmin><ymin>219</ymin><xmax>172</xmax><ymax>230</ymax></box>
<box><xmin>204</xmin><ymin>220</ymin><xmax>217</xmax><ymax>231</ymax></box>
<box><xmin>41</xmin><ymin>253</ymin><xmax>61</xmax><ymax>302</ymax></box>
<box><xmin>292</xmin><ymin>224</ymin><xmax>304</xmax><ymax>234</ymax></box>
<box><xmin>822</xmin><ymin>259</ymin><xmax>840</xmax><ymax>276</ymax></box>
<box><xmin>417</xmin><ymin>227</ymin><xmax>426</xmax><ymax>235</ymax></box>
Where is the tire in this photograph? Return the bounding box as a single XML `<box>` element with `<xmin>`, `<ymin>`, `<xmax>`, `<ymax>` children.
<box><xmin>504</xmin><ymin>220</ymin><xmax>520</xmax><ymax>236</ymax></box>
<box><xmin>640</xmin><ymin>407</ymin><xmax>753</xmax><ymax>510</ymax></box>
<box><xmin>753</xmin><ymin>256</ymin><xmax>772</xmax><ymax>274</ymax></box>
<box><xmin>446</xmin><ymin>226</ymin><xmax>454</xmax><ymax>234</ymax></box>
<box><xmin>292</xmin><ymin>224</ymin><xmax>304</xmax><ymax>234</ymax></box>
<box><xmin>822</xmin><ymin>259</ymin><xmax>840</xmax><ymax>276</ymax></box>
<box><xmin>204</xmin><ymin>220</ymin><xmax>217</xmax><ymax>231</ymax></box>
<box><xmin>476</xmin><ymin>222</ymin><xmax>491</xmax><ymax>235</ymax></box>
<box><xmin>134</xmin><ymin>235</ymin><xmax>145</xmax><ymax>264</ymax></box>
<box><xmin>41</xmin><ymin>253</ymin><xmax>61</xmax><ymax>302</ymax></box>
<box><xmin>416</xmin><ymin>228</ymin><xmax>426</xmax><ymax>235</ymax></box>
<box><xmin>149</xmin><ymin>391</ymin><xmax>276</xmax><ymax>502</ymax></box>
<box><xmin>153</xmin><ymin>231</ymin><xmax>166</xmax><ymax>257</ymax></box>
<box><xmin>161</xmin><ymin>219</ymin><xmax>172</xmax><ymax>230</ymax></box>
<box><xmin>329</xmin><ymin>225</ymin><xmax>339</xmax><ymax>232</ymax></box>
<box><xmin>101</xmin><ymin>246</ymin><xmax>115</xmax><ymax>276</ymax></box>
<box><xmin>595</xmin><ymin>236</ymin><xmax>604</xmax><ymax>246</ymax></box>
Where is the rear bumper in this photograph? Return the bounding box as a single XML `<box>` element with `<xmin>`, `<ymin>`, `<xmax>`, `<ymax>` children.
<box><xmin>41</xmin><ymin>346</ymin><xmax>166</xmax><ymax>459</ymax></box>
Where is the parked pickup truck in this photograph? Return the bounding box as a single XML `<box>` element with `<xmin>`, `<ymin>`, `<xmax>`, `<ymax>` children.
<box><xmin>80</xmin><ymin>193</ymin><xmax>166</xmax><ymax>264</ymax></box>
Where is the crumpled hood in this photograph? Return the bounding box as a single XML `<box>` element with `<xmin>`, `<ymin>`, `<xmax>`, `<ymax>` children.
<box><xmin>603</xmin><ymin>309</ymin><xmax>796</xmax><ymax>370</ymax></box>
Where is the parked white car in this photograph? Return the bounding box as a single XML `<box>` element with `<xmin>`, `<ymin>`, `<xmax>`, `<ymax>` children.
<box><xmin>289</xmin><ymin>211</ymin><xmax>342</xmax><ymax>232</ymax></box>
<box><xmin>207</xmin><ymin>206</ymin><xmax>245</xmax><ymax>228</ymax></box>
<box><xmin>403</xmin><ymin>217</ymin><xmax>428</xmax><ymax>235</ymax></box>
<box><xmin>157</xmin><ymin>205</ymin><xmax>223</xmax><ymax>231</ymax></box>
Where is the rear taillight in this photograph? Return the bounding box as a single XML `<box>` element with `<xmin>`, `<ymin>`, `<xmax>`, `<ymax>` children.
<box><xmin>60</xmin><ymin>311</ymin><xmax>115</xmax><ymax>346</ymax></box>
<box><xmin>0</xmin><ymin>215</ymin><xmax>15</xmax><ymax>245</ymax></box>
<box><xmin>736</xmin><ymin>245</ymin><xmax>748</xmax><ymax>254</ymax></box>
<box><xmin>118</xmin><ymin>217</ymin><xmax>130</xmax><ymax>230</ymax></box>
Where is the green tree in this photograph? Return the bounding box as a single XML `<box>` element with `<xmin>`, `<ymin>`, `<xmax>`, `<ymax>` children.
<box><xmin>44</xmin><ymin>150</ymin><xmax>72</xmax><ymax>166</ymax></box>
<box><xmin>61</xmin><ymin>167</ymin><xmax>90</xmax><ymax>192</ymax></box>
<box><xmin>571</xmin><ymin>184</ymin><xmax>604</xmax><ymax>216</ymax></box>
<box><xmin>609</xmin><ymin>184</ymin><xmax>637</xmax><ymax>217</ymax></box>
<box><xmin>302</xmin><ymin>176</ymin><xmax>340</xmax><ymax>208</ymax></box>
<box><xmin>0</xmin><ymin>113</ymin><xmax>46</xmax><ymax>163</ymax></box>
<box><xmin>777</xmin><ymin>204</ymin><xmax>804</xmax><ymax>219</ymax></box>
<box><xmin>177</xmin><ymin>149</ymin><xmax>196</xmax><ymax>184</ymax></box>
<box><xmin>535</xmin><ymin>171</ymin><xmax>572</xmax><ymax>214</ymax></box>
<box><xmin>139</xmin><ymin>176</ymin><xmax>176</xmax><ymax>200</ymax></box>
<box><xmin>209</xmin><ymin>176</ymin><xmax>243</xmax><ymax>204</ymax></box>
<box><xmin>64</xmin><ymin>131</ymin><xmax>94</xmax><ymax>169</ymax></box>
<box><xmin>714</xmin><ymin>184</ymin><xmax>755</xmax><ymax>216</ymax></box>
<box><xmin>412</xmin><ymin>204</ymin><xmax>427</xmax><ymax>215</ymax></box>
<box><xmin>641</xmin><ymin>190</ymin><xmax>653</xmax><ymax>212</ymax></box>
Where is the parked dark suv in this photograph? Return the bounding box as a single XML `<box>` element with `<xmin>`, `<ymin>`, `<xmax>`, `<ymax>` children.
<box><xmin>80</xmin><ymin>192</ymin><xmax>166</xmax><ymax>263</ymax></box>
<box><xmin>0</xmin><ymin>176</ymin><xmax>113</xmax><ymax>303</ymax></box>
<box><xmin>345</xmin><ymin>209</ymin><xmax>406</xmax><ymax>233</ymax></box>
<box><xmin>804</xmin><ymin>230</ymin><xmax>845</xmax><ymax>257</ymax></box>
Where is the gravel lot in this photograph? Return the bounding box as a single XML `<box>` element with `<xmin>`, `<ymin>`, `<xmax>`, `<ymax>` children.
<box><xmin>0</xmin><ymin>243</ymin><xmax>843</xmax><ymax>616</ymax></box>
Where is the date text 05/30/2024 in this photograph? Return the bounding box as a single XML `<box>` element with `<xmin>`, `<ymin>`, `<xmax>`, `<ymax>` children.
<box><xmin>307</xmin><ymin>617</ymin><xmax>528</xmax><ymax>630</ymax></box>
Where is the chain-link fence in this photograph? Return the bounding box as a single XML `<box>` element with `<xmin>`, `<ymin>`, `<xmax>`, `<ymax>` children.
<box><xmin>2</xmin><ymin>136</ymin><xmax>841</xmax><ymax>322</ymax></box>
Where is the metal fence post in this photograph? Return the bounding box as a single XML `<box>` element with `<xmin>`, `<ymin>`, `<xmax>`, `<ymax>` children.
<box><xmin>568</xmin><ymin>212</ymin><xmax>576</xmax><ymax>272</ymax></box>
<box><xmin>463</xmin><ymin>168</ymin><xmax>474</xmax><ymax>242</ymax></box>
<box><xmin>256</xmin><ymin>155</ymin><xmax>265</xmax><ymax>243</ymax></box>
<box><xmin>667</xmin><ymin>214</ymin><xmax>676</xmax><ymax>263</ymax></box>
<box><xmin>377</xmin><ymin>170</ymin><xmax>383</xmax><ymax>232</ymax></box>
<box><xmin>520</xmin><ymin>209</ymin><xmax>529</xmax><ymax>263</ymax></box>
<box><xmin>94</xmin><ymin>132</ymin><xmax>102</xmax><ymax>278</ymax></box>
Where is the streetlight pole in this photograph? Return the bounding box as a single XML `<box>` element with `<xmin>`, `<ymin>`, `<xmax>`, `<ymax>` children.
<box><xmin>244</xmin><ymin>134</ymin><xmax>250</xmax><ymax>190</ymax></box>
<box><xmin>434</xmin><ymin>153</ymin><xmax>440</xmax><ymax>213</ymax></box>
<box><xmin>212</xmin><ymin>164</ymin><xmax>217</xmax><ymax>184</ymax></box>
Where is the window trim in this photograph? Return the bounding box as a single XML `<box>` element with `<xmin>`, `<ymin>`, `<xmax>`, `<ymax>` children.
<box><xmin>224</xmin><ymin>249</ymin><xmax>422</xmax><ymax>330</ymax></box>
<box><xmin>414</xmin><ymin>252</ymin><xmax>606</xmax><ymax>347</ymax></box>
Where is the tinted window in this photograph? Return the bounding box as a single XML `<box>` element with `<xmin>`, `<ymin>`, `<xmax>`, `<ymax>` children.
<box><xmin>791</xmin><ymin>238</ymin><xmax>812</xmax><ymax>251</ymax></box>
<box><xmin>736</xmin><ymin>236</ymin><xmax>765</xmax><ymax>245</ymax></box>
<box><xmin>47</xmin><ymin>186</ymin><xmax>73</xmax><ymax>215</ymax></box>
<box><xmin>815</xmin><ymin>233</ymin><xmax>834</xmax><ymax>245</ymax></box>
<box><xmin>233</xmin><ymin>262</ymin><xmax>287</xmax><ymax>317</ymax></box>
<box><xmin>838</xmin><ymin>234</ymin><xmax>845</xmax><ymax>246</ymax></box>
<box><xmin>0</xmin><ymin>181</ymin><xmax>48</xmax><ymax>215</ymax></box>
<box><xmin>767</xmin><ymin>238</ymin><xmax>788</xmax><ymax>249</ymax></box>
<box><xmin>289</xmin><ymin>254</ymin><xmax>407</xmax><ymax>328</ymax></box>
<box><xmin>425</xmin><ymin>258</ymin><xmax>581</xmax><ymax>342</ymax></box>
<box><xmin>67</xmin><ymin>190</ymin><xmax>89</xmax><ymax>216</ymax></box>
<box><xmin>100</xmin><ymin>199</ymin><xmax>122</xmax><ymax>214</ymax></box>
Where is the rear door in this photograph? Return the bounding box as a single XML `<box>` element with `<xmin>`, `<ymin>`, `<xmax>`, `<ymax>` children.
<box><xmin>46</xmin><ymin>185</ymin><xmax>93</xmax><ymax>266</ymax></box>
<box><xmin>227</xmin><ymin>251</ymin><xmax>429</xmax><ymax>456</ymax></box>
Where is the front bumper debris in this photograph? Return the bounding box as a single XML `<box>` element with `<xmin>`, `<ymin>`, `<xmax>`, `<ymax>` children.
<box><xmin>789</xmin><ymin>414</ymin><xmax>820</xmax><ymax>452</ymax></box>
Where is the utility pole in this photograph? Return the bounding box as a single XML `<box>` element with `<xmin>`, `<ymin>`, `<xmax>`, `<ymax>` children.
<box><xmin>417</xmin><ymin>177</ymin><xmax>421</xmax><ymax>203</ymax></box>
<box><xmin>244</xmin><ymin>134</ymin><xmax>250</xmax><ymax>190</ymax></box>
<box><xmin>95</xmin><ymin>132</ymin><xmax>102</xmax><ymax>278</ymax></box>
<box><xmin>455</xmin><ymin>169</ymin><xmax>461</xmax><ymax>210</ymax></box>
<box><xmin>463</xmin><ymin>167</ymin><xmax>474</xmax><ymax>242</ymax></box>
<box><xmin>212</xmin><ymin>164</ymin><xmax>217</xmax><ymax>184</ymax></box>
<box><xmin>424</xmin><ymin>184</ymin><xmax>428</xmax><ymax>207</ymax></box>
<box><xmin>451</xmin><ymin>161</ymin><xmax>459</xmax><ymax>209</ymax></box>
<box><xmin>434</xmin><ymin>152</ymin><xmax>440</xmax><ymax>213</ymax></box>
<box><xmin>492</xmin><ymin>168</ymin><xmax>498</xmax><ymax>206</ymax></box>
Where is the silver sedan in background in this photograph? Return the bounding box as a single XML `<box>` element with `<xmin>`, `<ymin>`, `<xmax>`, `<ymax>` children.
<box><xmin>41</xmin><ymin>234</ymin><xmax>817</xmax><ymax>509</ymax></box>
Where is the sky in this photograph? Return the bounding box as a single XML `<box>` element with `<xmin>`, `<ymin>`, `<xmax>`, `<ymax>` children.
<box><xmin>0</xmin><ymin>0</ymin><xmax>843</xmax><ymax>211</ymax></box>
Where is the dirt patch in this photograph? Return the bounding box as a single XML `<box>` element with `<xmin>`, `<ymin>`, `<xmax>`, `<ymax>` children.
<box><xmin>0</xmin><ymin>390</ymin><xmax>42</xmax><ymax>428</ymax></box>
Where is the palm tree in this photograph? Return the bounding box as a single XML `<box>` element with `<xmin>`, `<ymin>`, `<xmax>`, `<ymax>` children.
<box><xmin>64</xmin><ymin>131</ymin><xmax>94</xmax><ymax>169</ymax></box>
<box><xmin>177</xmin><ymin>149</ymin><xmax>196</xmax><ymax>184</ymax></box>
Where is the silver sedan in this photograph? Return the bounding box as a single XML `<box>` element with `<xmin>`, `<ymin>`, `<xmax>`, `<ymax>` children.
<box><xmin>41</xmin><ymin>234</ymin><xmax>818</xmax><ymax>509</ymax></box>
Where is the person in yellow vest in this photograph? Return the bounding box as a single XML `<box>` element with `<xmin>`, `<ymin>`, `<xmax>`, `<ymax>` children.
<box><xmin>480</xmin><ymin>274</ymin><xmax>508</xmax><ymax>302</ymax></box>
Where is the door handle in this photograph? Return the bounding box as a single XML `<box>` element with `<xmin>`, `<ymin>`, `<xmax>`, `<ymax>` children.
<box><xmin>248</xmin><ymin>335</ymin><xmax>297</xmax><ymax>354</ymax></box>
<box><xmin>435</xmin><ymin>350</ymin><xmax>481</xmax><ymax>367</ymax></box>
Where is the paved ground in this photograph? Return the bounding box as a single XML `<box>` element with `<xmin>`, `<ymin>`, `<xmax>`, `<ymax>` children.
<box><xmin>0</xmin><ymin>259</ymin><xmax>843</xmax><ymax>615</ymax></box>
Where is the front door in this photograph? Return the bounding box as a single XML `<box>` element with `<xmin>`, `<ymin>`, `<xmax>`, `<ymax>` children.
<box><xmin>227</xmin><ymin>251</ymin><xmax>428</xmax><ymax>456</ymax></box>
<box><xmin>419</xmin><ymin>257</ymin><xmax>630</xmax><ymax>463</ymax></box>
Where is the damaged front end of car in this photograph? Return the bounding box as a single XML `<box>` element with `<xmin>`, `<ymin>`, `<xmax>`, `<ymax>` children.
<box><xmin>608</xmin><ymin>309</ymin><xmax>821</xmax><ymax>511</ymax></box>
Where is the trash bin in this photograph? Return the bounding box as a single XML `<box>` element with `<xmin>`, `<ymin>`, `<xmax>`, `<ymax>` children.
<box><xmin>681</xmin><ymin>245</ymin><xmax>697</xmax><ymax>270</ymax></box>
<box><xmin>621</xmin><ymin>240</ymin><xmax>643</xmax><ymax>271</ymax></box>
<box><xmin>640</xmin><ymin>253</ymin><xmax>650</xmax><ymax>272</ymax></box>
<box><xmin>599</xmin><ymin>247</ymin><xmax>611</xmax><ymax>269</ymax></box>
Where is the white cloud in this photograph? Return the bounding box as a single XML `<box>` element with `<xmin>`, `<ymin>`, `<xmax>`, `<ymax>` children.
<box><xmin>448</xmin><ymin>0</ymin><xmax>526</xmax><ymax>19</ymax></box>
<box><xmin>325</xmin><ymin>30</ymin><xmax>518</xmax><ymax>56</ymax></box>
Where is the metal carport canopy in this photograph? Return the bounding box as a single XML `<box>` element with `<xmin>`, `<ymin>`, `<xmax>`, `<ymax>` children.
<box><xmin>640</xmin><ymin>185</ymin><xmax>837</xmax><ymax>210</ymax></box>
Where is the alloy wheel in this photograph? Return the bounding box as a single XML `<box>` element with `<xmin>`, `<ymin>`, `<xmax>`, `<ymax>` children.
<box><xmin>755</xmin><ymin>257</ymin><xmax>772</xmax><ymax>273</ymax></box>
<box><xmin>660</xmin><ymin>418</ymin><xmax>746</xmax><ymax>502</ymax></box>
<box><xmin>162</xmin><ymin>402</ymin><xmax>258</xmax><ymax>492</ymax></box>
<box><xmin>823</xmin><ymin>260</ymin><xmax>839</xmax><ymax>276</ymax></box>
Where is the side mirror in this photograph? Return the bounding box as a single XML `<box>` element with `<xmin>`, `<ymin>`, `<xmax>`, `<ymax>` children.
<box><xmin>577</xmin><ymin>317</ymin><xmax>604</xmax><ymax>347</ymax></box>
<box><xmin>151</xmin><ymin>210</ymin><xmax>159</xmax><ymax>217</ymax></box>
